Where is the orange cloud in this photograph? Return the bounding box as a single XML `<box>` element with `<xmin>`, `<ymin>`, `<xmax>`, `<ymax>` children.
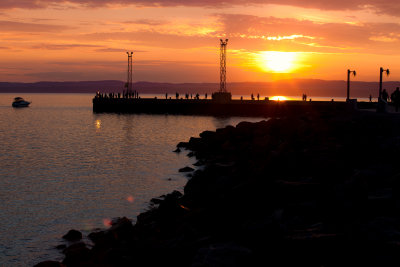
<box><xmin>1</xmin><ymin>1</ymin><xmax>400</xmax><ymax>83</ymax></box>
<box><xmin>217</xmin><ymin>14</ymin><xmax>400</xmax><ymax>54</ymax></box>
<box><xmin>0</xmin><ymin>20</ymin><xmax>73</xmax><ymax>32</ymax></box>
<box><xmin>31</xmin><ymin>43</ymin><xmax>101</xmax><ymax>50</ymax></box>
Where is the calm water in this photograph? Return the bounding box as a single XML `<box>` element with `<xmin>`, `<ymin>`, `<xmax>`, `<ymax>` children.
<box><xmin>0</xmin><ymin>93</ymin><xmax>263</xmax><ymax>266</ymax></box>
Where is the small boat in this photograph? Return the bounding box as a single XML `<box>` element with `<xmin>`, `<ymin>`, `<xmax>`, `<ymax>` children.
<box><xmin>12</xmin><ymin>97</ymin><xmax>31</xmax><ymax>107</ymax></box>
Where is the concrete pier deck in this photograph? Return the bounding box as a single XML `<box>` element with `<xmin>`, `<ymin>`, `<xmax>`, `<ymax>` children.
<box><xmin>92</xmin><ymin>97</ymin><xmax>377</xmax><ymax>117</ymax></box>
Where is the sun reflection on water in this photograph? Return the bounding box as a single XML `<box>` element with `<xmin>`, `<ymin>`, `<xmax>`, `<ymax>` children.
<box><xmin>270</xmin><ymin>96</ymin><xmax>289</xmax><ymax>101</ymax></box>
<box><xmin>95</xmin><ymin>119</ymin><xmax>101</xmax><ymax>130</ymax></box>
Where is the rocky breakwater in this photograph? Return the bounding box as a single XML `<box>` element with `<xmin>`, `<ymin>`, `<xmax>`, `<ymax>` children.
<box><xmin>36</xmin><ymin>110</ymin><xmax>400</xmax><ymax>266</ymax></box>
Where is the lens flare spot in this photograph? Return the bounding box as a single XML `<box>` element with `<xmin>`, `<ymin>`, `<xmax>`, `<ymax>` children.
<box><xmin>103</xmin><ymin>218</ymin><xmax>112</xmax><ymax>227</ymax></box>
<box><xmin>127</xmin><ymin>195</ymin><xmax>135</xmax><ymax>203</ymax></box>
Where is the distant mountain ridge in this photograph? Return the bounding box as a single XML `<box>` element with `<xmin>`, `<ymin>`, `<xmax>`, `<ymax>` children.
<box><xmin>1</xmin><ymin>79</ymin><xmax>400</xmax><ymax>98</ymax></box>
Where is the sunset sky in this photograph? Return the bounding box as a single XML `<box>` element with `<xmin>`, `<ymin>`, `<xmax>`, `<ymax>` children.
<box><xmin>1</xmin><ymin>0</ymin><xmax>400</xmax><ymax>83</ymax></box>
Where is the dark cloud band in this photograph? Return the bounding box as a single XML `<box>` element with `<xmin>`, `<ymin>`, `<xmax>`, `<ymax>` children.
<box><xmin>1</xmin><ymin>0</ymin><xmax>400</xmax><ymax>17</ymax></box>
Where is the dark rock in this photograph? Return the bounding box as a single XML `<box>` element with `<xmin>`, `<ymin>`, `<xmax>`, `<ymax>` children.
<box><xmin>62</xmin><ymin>242</ymin><xmax>86</xmax><ymax>254</ymax></box>
<box><xmin>216</xmin><ymin>125</ymin><xmax>235</xmax><ymax>136</ymax></box>
<box><xmin>107</xmin><ymin>217</ymin><xmax>134</xmax><ymax>242</ymax></box>
<box><xmin>177</xmin><ymin>141</ymin><xmax>189</xmax><ymax>148</ymax></box>
<box><xmin>88</xmin><ymin>219</ymin><xmax>133</xmax><ymax>247</ymax></box>
<box><xmin>192</xmin><ymin>243</ymin><xmax>253</xmax><ymax>267</ymax></box>
<box><xmin>101</xmin><ymin>247</ymin><xmax>134</xmax><ymax>266</ymax></box>
<box><xmin>193</xmin><ymin>160</ymin><xmax>204</xmax><ymax>166</ymax></box>
<box><xmin>33</xmin><ymin>261</ymin><xmax>65</xmax><ymax>267</ymax></box>
<box><xmin>199</xmin><ymin>130</ymin><xmax>216</xmax><ymax>139</ymax></box>
<box><xmin>158</xmin><ymin>191</ymin><xmax>183</xmax><ymax>210</ymax></box>
<box><xmin>189</xmin><ymin>137</ymin><xmax>202</xmax><ymax>146</ymax></box>
<box><xmin>88</xmin><ymin>230</ymin><xmax>108</xmax><ymax>245</ymax></box>
<box><xmin>62</xmin><ymin>242</ymin><xmax>91</xmax><ymax>265</ymax></box>
<box><xmin>55</xmin><ymin>244</ymin><xmax>67</xmax><ymax>250</ymax></box>
<box><xmin>62</xmin><ymin>229</ymin><xmax>82</xmax><ymax>241</ymax></box>
<box><xmin>45</xmin><ymin>112</ymin><xmax>400</xmax><ymax>266</ymax></box>
<box><xmin>150</xmin><ymin>197</ymin><xmax>163</xmax><ymax>204</ymax></box>
<box><xmin>179</xmin><ymin>166</ymin><xmax>194</xmax><ymax>172</ymax></box>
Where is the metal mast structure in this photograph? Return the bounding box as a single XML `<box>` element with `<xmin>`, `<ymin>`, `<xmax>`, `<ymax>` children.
<box><xmin>219</xmin><ymin>39</ymin><xmax>228</xmax><ymax>93</ymax></box>
<box><xmin>126</xmin><ymin>52</ymin><xmax>133</xmax><ymax>93</ymax></box>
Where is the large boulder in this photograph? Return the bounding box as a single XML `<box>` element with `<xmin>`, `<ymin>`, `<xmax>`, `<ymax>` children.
<box><xmin>62</xmin><ymin>229</ymin><xmax>82</xmax><ymax>241</ymax></box>
<box><xmin>62</xmin><ymin>242</ymin><xmax>91</xmax><ymax>266</ymax></box>
<box><xmin>179</xmin><ymin>166</ymin><xmax>194</xmax><ymax>172</ymax></box>
<box><xmin>33</xmin><ymin>261</ymin><xmax>65</xmax><ymax>267</ymax></box>
<box><xmin>192</xmin><ymin>243</ymin><xmax>253</xmax><ymax>267</ymax></box>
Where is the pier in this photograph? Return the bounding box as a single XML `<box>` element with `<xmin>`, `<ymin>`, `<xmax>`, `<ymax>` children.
<box><xmin>92</xmin><ymin>97</ymin><xmax>376</xmax><ymax>117</ymax></box>
<box><xmin>92</xmin><ymin>41</ymin><xmax>378</xmax><ymax>117</ymax></box>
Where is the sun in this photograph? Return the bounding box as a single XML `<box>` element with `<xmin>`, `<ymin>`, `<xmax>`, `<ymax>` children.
<box><xmin>261</xmin><ymin>51</ymin><xmax>297</xmax><ymax>73</ymax></box>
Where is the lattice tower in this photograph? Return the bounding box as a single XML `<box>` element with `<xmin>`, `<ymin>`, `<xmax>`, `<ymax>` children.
<box><xmin>219</xmin><ymin>39</ymin><xmax>228</xmax><ymax>93</ymax></box>
<box><xmin>127</xmin><ymin>52</ymin><xmax>133</xmax><ymax>92</ymax></box>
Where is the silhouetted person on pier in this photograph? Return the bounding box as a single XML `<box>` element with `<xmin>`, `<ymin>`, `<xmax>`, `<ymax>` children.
<box><xmin>205</xmin><ymin>93</ymin><xmax>207</xmax><ymax>99</ymax></box>
<box><xmin>391</xmin><ymin>87</ymin><xmax>400</xmax><ymax>112</ymax></box>
<box><xmin>251</xmin><ymin>93</ymin><xmax>254</xmax><ymax>100</ymax></box>
<box><xmin>240</xmin><ymin>96</ymin><xmax>243</xmax><ymax>100</ymax></box>
<box><xmin>176</xmin><ymin>92</ymin><xmax>179</xmax><ymax>99</ymax></box>
<box><xmin>165</xmin><ymin>93</ymin><xmax>168</xmax><ymax>99</ymax></box>
<box><xmin>257</xmin><ymin>93</ymin><xmax>260</xmax><ymax>100</ymax></box>
<box><xmin>369</xmin><ymin>94</ymin><xmax>372</xmax><ymax>102</ymax></box>
<box><xmin>382</xmin><ymin>89</ymin><xmax>389</xmax><ymax>102</ymax></box>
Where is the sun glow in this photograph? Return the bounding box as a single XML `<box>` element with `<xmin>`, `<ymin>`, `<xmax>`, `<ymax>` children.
<box><xmin>261</xmin><ymin>51</ymin><xmax>297</xmax><ymax>73</ymax></box>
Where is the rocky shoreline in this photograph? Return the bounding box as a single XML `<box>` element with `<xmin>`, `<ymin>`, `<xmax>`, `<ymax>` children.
<box><xmin>36</xmin><ymin>109</ymin><xmax>400</xmax><ymax>266</ymax></box>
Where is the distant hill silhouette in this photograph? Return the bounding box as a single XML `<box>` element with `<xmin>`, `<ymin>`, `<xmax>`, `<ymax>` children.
<box><xmin>1</xmin><ymin>79</ymin><xmax>400</xmax><ymax>98</ymax></box>
<box><xmin>0</xmin><ymin>80</ymin><xmax>125</xmax><ymax>94</ymax></box>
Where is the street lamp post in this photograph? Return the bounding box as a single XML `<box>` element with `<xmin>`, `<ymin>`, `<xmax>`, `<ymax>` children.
<box><xmin>379</xmin><ymin>67</ymin><xmax>390</xmax><ymax>100</ymax></box>
<box><xmin>347</xmin><ymin>69</ymin><xmax>356</xmax><ymax>101</ymax></box>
